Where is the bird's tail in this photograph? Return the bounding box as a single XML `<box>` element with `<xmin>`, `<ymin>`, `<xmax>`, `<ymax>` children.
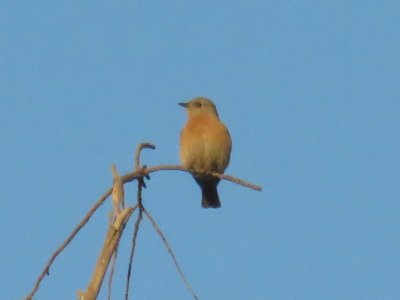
<box><xmin>194</xmin><ymin>175</ymin><xmax>221</xmax><ymax>208</ymax></box>
<box><xmin>201</xmin><ymin>186</ymin><xmax>221</xmax><ymax>208</ymax></box>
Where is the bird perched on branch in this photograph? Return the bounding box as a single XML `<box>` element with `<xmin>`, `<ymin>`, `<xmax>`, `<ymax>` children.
<box><xmin>179</xmin><ymin>97</ymin><xmax>232</xmax><ymax>208</ymax></box>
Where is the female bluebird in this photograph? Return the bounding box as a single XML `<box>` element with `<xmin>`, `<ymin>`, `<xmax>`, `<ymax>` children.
<box><xmin>179</xmin><ymin>97</ymin><xmax>232</xmax><ymax>208</ymax></box>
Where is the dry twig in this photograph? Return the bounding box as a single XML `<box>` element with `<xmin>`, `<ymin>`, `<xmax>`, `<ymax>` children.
<box><xmin>122</xmin><ymin>165</ymin><xmax>262</xmax><ymax>192</ymax></box>
<box><xmin>124</xmin><ymin>182</ymin><xmax>145</xmax><ymax>299</ymax></box>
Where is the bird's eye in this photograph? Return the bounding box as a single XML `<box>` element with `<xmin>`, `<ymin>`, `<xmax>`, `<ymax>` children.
<box><xmin>194</xmin><ymin>102</ymin><xmax>202</xmax><ymax>108</ymax></box>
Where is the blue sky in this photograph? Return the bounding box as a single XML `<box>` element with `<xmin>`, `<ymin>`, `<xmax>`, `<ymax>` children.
<box><xmin>1</xmin><ymin>1</ymin><xmax>399</xmax><ymax>299</ymax></box>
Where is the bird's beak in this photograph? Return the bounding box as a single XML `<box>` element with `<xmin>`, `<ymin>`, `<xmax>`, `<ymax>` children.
<box><xmin>178</xmin><ymin>102</ymin><xmax>188</xmax><ymax>108</ymax></box>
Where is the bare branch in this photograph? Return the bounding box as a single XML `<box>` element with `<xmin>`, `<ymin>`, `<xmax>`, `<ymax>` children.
<box><xmin>122</xmin><ymin>165</ymin><xmax>263</xmax><ymax>192</ymax></box>
<box><xmin>125</xmin><ymin>171</ymin><xmax>145</xmax><ymax>300</ymax></box>
<box><xmin>143</xmin><ymin>208</ymin><xmax>199</xmax><ymax>300</ymax></box>
<box><xmin>124</xmin><ymin>207</ymin><xmax>143</xmax><ymax>300</ymax></box>
<box><xmin>134</xmin><ymin>142</ymin><xmax>156</xmax><ymax>169</ymax></box>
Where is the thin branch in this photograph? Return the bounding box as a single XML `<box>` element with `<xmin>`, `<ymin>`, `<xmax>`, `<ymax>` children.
<box><xmin>24</xmin><ymin>187</ymin><xmax>113</xmax><ymax>300</ymax></box>
<box><xmin>134</xmin><ymin>142</ymin><xmax>156</xmax><ymax>169</ymax></box>
<box><xmin>134</xmin><ymin>143</ymin><xmax>154</xmax><ymax>190</ymax></box>
<box><xmin>122</xmin><ymin>165</ymin><xmax>262</xmax><ymax>192</ymax></box>
<box><xmin>125</xmin><ymin>173</ymin><xmax>145</xmax><ymax>300</ymax></box>
<box><xmin>143</xmin><ymin>208</ymin><xmax>199</xmax><ymax>300</ymax></box>
<box><xmin>124</xmin><ymin>207</ymin><xmax>143</xmax><ymax>300</ymax></box>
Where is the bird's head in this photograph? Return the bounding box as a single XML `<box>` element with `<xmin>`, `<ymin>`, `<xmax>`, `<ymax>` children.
<box><xmin>179</xmin><ymin>97</ymin><xmax>219</xmax><ymax>119</ymax></box>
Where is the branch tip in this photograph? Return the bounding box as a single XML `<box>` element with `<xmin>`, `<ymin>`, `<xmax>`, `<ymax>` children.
<box><xmin>134</xmin><ymin>142</ymin><xmax>156</xmax><ymax>170</ymax></box>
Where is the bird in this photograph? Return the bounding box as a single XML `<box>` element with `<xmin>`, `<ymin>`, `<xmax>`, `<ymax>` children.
<box><xmin>179</xmin><ymin>97</ymin><xmax>232</xmax><ymax>208</ymax></box>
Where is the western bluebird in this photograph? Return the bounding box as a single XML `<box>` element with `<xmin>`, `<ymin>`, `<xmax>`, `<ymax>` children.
<box><xmin>179</xmin><ymin>97</ymin><xmax>232</xmax><ymax>208</ymax></box>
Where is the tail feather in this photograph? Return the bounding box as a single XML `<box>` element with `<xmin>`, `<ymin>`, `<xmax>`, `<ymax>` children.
<box><xmin>201</xmin><ymin>186</ymin><xmax>221</xmax><ymax>208</ymax></box>
<box><xmin>194</xmin><ymin>175</ymin><xmax>221</xmax><ymax>209</ymax></box>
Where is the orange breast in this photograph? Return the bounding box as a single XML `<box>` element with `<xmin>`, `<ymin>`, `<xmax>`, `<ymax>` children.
<box><xmin>180</xmin><ymin>115</ymin><xmax>232</xmax><ymax>173</ymax></box>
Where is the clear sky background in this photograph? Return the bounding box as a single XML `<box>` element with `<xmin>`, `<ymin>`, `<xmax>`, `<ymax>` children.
<box><xmin>1</xmin><ymin>1</ymin><xmax>399</xmax><ymax>299</ymax></box>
